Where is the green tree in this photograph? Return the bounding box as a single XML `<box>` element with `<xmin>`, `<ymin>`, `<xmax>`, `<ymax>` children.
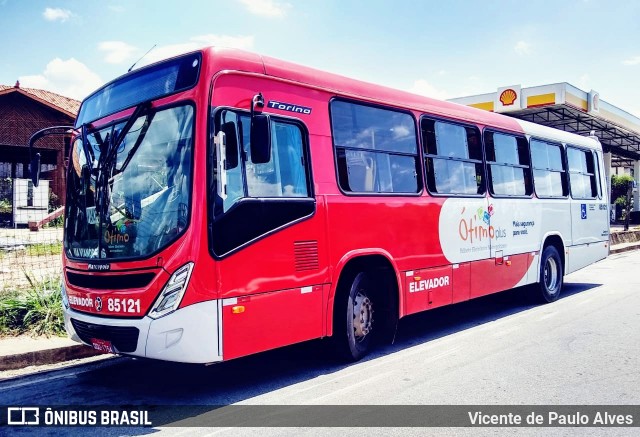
<box><xmin>611</xmin><ymin>174</ymin><xmax>634</xmax><ymax>219</ymax></box>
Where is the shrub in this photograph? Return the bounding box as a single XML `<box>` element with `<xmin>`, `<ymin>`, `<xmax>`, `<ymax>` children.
<box><xmin>0</xmin><ymin>198</ymin><xmax>11</xmax><ymax>215</ymax></box>
<box><xmin>611</xmin><ymin>174</ymin><xmax>634</xmax><ymax>208</ymax></box>
<box><xmin>0</xmin><ymin>273</ymin><xmax>65</xmax><ymax>337</ymax></box>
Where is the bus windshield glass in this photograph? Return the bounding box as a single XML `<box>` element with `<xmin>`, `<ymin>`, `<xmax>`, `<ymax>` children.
<box><xmin>75</xmin><ymin>52</ymin><xmax>201</xmax><ymax>126</ymax></box>
<box><xmin>65</xmin><ymin>104</ymin><xmax>194</xmax><ymax>260</ymax></box>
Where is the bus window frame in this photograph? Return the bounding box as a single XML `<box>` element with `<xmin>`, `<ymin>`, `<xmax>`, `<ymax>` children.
<box><xmin>420</xmin><ymin>114</ymin><xmax>486</xmax><ymax>198</ymax></box>
<box><xmin>566</xmin><ymin>144</ymin><xmax>599</xmax><ymax>200</ymax></box>
<box><xmin>65</xmin><ymin>100</ymin><xmax>197</xmax><ymax>263</ymax></box>
<box><xmin>76</xmin><ymin>52</ymin><xmax>203</xmax><ymax>128</ymax></box>
<box><xmin>593</xmin><ymin>150</ymin><xmax>603</xmax><ymax>200</ymax></box>
<box><xmin>528</xmin><ymin>136</ymin><xmax>569</xmax><ymax>200</ymax></box>
<box><xmin>328</xmin><ymin>97</ymin><xmax>423</xmax><ymax>197</ymax></box>
<box><xmin>207</xmin><ymin>105</ymin><xmax>316</xmax><ymax>259</ymax></box>
<box><xmin>483</xmin><ymin>128</ymin><xmax>534</xmax><ymax>199</ymax></box>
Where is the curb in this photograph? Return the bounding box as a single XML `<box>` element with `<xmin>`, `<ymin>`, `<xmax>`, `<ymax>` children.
<box><xmin>0</xmin><ymin>344</ymin><xmax>102</xmax><ymax>371</ymax></box>
<box><xmin>610</xmin><ymin>244</ymin><xmax>640</xmax><ymax>255</ymax></box>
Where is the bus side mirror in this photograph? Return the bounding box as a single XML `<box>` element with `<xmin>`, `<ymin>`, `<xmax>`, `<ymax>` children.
<box><xmin>27</xmin><ymin>125</ymin><xmax>74</xmax><ymax>187</ymax></box>
<box><xmin>250</xmin><ymin>114</ymin><xmax>271</xmax><ymax>164</ymax></box>
<box><xmin>30</xmin><ymin>153</ymin><xmax>41</xmax><ymax>187</ymax></box>
<box><xmin>220</xmin><ymin>122</ymin><xmax>238</xmax><ymax>169</ymax></box>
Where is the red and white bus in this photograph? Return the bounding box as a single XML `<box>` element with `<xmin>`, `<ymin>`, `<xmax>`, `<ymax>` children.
<box><xmin>30</xmin><ymin>47</ymin><xmax>609</xmax><ymax>362</ymax></box>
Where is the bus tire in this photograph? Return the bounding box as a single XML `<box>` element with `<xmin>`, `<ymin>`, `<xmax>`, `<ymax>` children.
<box><xmin>334</xmin><ymin>271</ymin><xmax>375</xmax><ymax>361</ymax></box>
<box><xmin>536</xmin><ymin>245</ymin><xmax>563</xmax><ymax>303</ymax></box>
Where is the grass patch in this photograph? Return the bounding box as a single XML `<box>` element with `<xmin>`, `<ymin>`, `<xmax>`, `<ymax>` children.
<box><xmin>0</xmin><ymin>273</ymin><xmax>65</xmax><ymax>337</ymax></box>
<box><xmin>0</xmin><ymin>242</ymin><xmax>63</xmax><ymax>258</ymax></box>
<box><xmin>24</xmin><ymin>241</ymin><xmax>63</xmax><ymax>257</ymax></box>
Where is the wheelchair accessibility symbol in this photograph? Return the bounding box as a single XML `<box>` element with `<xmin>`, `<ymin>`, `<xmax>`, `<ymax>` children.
<box><xmin>581</xmin><ymin>204</ymin><xmax>587</xmax><ymax>219</ymax></box>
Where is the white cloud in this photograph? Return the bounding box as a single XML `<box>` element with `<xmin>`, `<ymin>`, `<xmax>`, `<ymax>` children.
<box><xmin>409</xmin><ymin>79</ymin><xmax>450</xmax><ymax>101</ymax></box>
<box><xmin>43</xmin><ymin>7</ymin><xmax>73</xmax><ymax>22</ymax></box>
<box><xmin>623</xmin><ymin>56</ymin><xmax>640</xmax><ymax>65</ymax></box>
<box><xmin>99</xmin><ymin>41</ymin><xmax>138</xmax><ymax>64</ymax></box>
<box><xmin>237</xmin><ymin>0</ymin><xmax>290</xmax><ymax>17</ymax></box>
<box><xmin>19</xmin><ymin>58</ymin><xmax>103</xmax><ymax>100</ymax></box>
<box><xmin>139</xmin><ymin>34</ymin><xmax>255</xmax><ymax>67</ymax></box>
<box><xmin>19</xmin><ymin>74</ymin><xmax>49</xmax><ymax>89</ymax></box>
<box><xmin>514</xmin><ymin>40</ymin><xmax>531</xmax><ymax>56</ymax></box>
<box><xmin>108</xmin><ymin>5</ymin><xmax>125</xmax><ymax>13</ymax></box>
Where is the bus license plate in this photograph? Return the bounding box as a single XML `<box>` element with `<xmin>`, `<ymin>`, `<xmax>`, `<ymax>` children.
<box><xmin>90</xmin><ymin>338</ymin><xmax>114</xmax><ymax>353</ymax></box>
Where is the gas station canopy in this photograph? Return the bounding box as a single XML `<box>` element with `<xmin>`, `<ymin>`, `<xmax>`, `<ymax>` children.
<box><xmin>448</xmin><ymin>83</ymin><xmax>640</xmax><ymax>167</ymax></box>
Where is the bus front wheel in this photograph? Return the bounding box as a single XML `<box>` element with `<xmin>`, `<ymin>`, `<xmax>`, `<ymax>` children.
<box><xmin>536</xmin><ymin>245</ymin><xmax>563</xmax><ymax>303</ymax></box>
<box><xmin>334</xmin><ymin>271</ymin><xmax>375</xmax><ymax>361</ymax></box>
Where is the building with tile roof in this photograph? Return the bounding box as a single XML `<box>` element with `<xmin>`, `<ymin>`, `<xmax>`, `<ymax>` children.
<box><xmin>0</xmin><ymin>82</ymin><xmax>80</xmax><ymax>226</ymax></box>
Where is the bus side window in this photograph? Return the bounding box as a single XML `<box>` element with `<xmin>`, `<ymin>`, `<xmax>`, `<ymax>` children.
<box><xmin>422</xmin><ymin>118</ymin><xmax>484</xmax><ymax>196</ymax></box>
<box><xmin>244</xmin><ymin>120</ymin><xmax>309</xmax><ymax>198</ymax></box>
<box><xmin>567</xmin><ymin>146</ymin><xmax>597</xmax><ymax>199</ymax></box>
<box><xmin>530</xmin><ymin>139</ymin><xmax>567</xmax><ymax>198</ymax></box>
<box><xmin>217</xmin><ymin>110</ymin><xmax>244</xmax><ymax>213</ymax></box>
<box><xmin>485</xmin><ymin>132</ymin><xmax>532</xmax><ymax>197</ymax></box>
<box><xmin>330</xmin><ymin>100</ymin><xmax>420</xmax><ymax>194</ymax></box>
<box><xmin>593</xmin><ymin>151</ymin><xmax>602</xmax><ymax>199</ymax></box>
<box><xmin>273</xmin><ymin>122</ymin><xmax>308</xmax><ymax>197</ymax></box>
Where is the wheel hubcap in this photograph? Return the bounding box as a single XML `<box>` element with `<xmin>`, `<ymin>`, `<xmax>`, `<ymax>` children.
<box><xmin>353</xmin><ymin>291</ymin><xmax>373</xmax><ymax>341</ymax></box>
<box><xmin>544</xmin><ymin>257</ymin><xmax>559</xmax><ymax>294</ymax></box>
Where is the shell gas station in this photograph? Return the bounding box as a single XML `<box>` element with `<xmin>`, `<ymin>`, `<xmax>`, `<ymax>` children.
<box><xmin>449</xmin><ymin>84</ymin><xmax>640</xmax><ymax>217</ymax></box>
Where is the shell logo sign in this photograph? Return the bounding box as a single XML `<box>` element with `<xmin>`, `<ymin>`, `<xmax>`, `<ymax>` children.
<box><xmin>495</xmin><ymin>85</ymin><xmax>521</xmax><ymax>112</ymax></box>
<box><xmin>499</xmin><ymin>89</ymin><xmax>518</xmax><ymax>106</ymax></box>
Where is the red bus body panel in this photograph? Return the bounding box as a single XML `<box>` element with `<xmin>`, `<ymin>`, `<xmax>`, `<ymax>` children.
<box><xmin>61</xmin><ymin>47</ymin><xmax>605</xmax><ymax>363</ymax></box>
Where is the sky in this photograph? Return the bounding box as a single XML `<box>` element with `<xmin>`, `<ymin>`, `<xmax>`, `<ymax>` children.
<box><xmin>1</xmin><ymin>0</ymin><xmax>639</xmax><ymax>117</ymax></box>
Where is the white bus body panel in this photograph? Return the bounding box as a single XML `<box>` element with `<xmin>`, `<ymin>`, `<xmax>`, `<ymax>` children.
<box><xmin>63</xmin><ymin>300</ymin><xmax>223</xmax><ymax>364</ymax></box>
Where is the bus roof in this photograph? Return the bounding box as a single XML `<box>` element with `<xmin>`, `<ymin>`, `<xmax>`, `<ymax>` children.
<box><xmin>203</xmin><ymin>47</ymin><xmax>523</xmax><ymax>132</ymax></box>
<box><xmin>203</xmin><ymin>47</ymin><xmax>599</xmax><ymax>149</ymax></box>
<box><xmin>105</xmin><ymin>46</ymin><xmax>598</xmax><ymax>150</ymax></box>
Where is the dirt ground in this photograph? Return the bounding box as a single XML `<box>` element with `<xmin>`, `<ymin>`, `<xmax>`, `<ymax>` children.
<box><xmin>0</xmin><ymin>227</ymin><xmax>63</xmax><ymax>290</ymax></box>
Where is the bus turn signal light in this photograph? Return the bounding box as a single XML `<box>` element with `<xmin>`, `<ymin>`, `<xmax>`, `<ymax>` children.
<box><xmin>232</xmin><ymin>306</ymin><xmax>245</xmax><ymax>314</ymax></box>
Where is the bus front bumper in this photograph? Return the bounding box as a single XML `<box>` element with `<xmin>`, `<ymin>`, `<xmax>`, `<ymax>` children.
<box><xmin>63</xmin><ymin>300</ymin><xmax>223</xmax><ymax>364</ymax></box>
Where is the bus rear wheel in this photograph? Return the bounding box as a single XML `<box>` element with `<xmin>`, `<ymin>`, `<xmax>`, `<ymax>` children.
<box><xmin>334</xmin><ymin>271</ymin><xmax>375</xmax><ymax>361</ymax></box>
<box><xmin>535</xmin><ymin>245</ymin><xmax>563</xmax><ymax>303</ymax></box>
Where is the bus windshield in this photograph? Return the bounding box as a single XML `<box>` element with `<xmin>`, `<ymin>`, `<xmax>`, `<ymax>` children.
<box><xmin>65</xmin><ymin>104</ymin><xmax>194</xmax><ymax>260</ymax></box>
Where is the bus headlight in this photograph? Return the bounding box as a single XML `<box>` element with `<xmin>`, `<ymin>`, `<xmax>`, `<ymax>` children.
<box><xmin>61</xmin><ymin>280</ymin><xmax>70</xmax><ymax>309</ymax></box>
<box><xmin>149</xmin><ymin>262</ymin><xmax>194</xmax><ymax>319</ymax></box>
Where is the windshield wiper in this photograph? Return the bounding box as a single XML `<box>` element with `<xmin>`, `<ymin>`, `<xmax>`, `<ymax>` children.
<box><xmin>103</xmin><ymin>101</ymin><xmax>152</xmax><ymax>167</ymax></box>
<box><xmin>115</xmin><ymin>110</ymin><xmax>155</xmax><ymax>175</ymax></box>
<box><xmin>79</xmin><ymin>123</ymin><xmax>96</xmax><ymax>165</ymax></box>
<box><xmin>94</xmin><ymin>101</ymin><xmax>151</xmax><ymax>257</ymax></box>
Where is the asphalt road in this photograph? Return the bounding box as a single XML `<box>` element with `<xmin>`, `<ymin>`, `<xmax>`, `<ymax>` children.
<box><xmin>2</xmin><ymin>251</ymin><xmax>639</xmax><ymax>436</ymax></box>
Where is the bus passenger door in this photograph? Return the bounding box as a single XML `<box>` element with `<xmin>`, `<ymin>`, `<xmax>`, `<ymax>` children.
<box><xmin>567</xmin><ymin>149</ymin><xmax>609</xmax><ymax>273</ymax></box>
<box><xmin>210</xmin><ymin>105</ymin><xmax>326</xmax><ymax>360</ymax></box>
